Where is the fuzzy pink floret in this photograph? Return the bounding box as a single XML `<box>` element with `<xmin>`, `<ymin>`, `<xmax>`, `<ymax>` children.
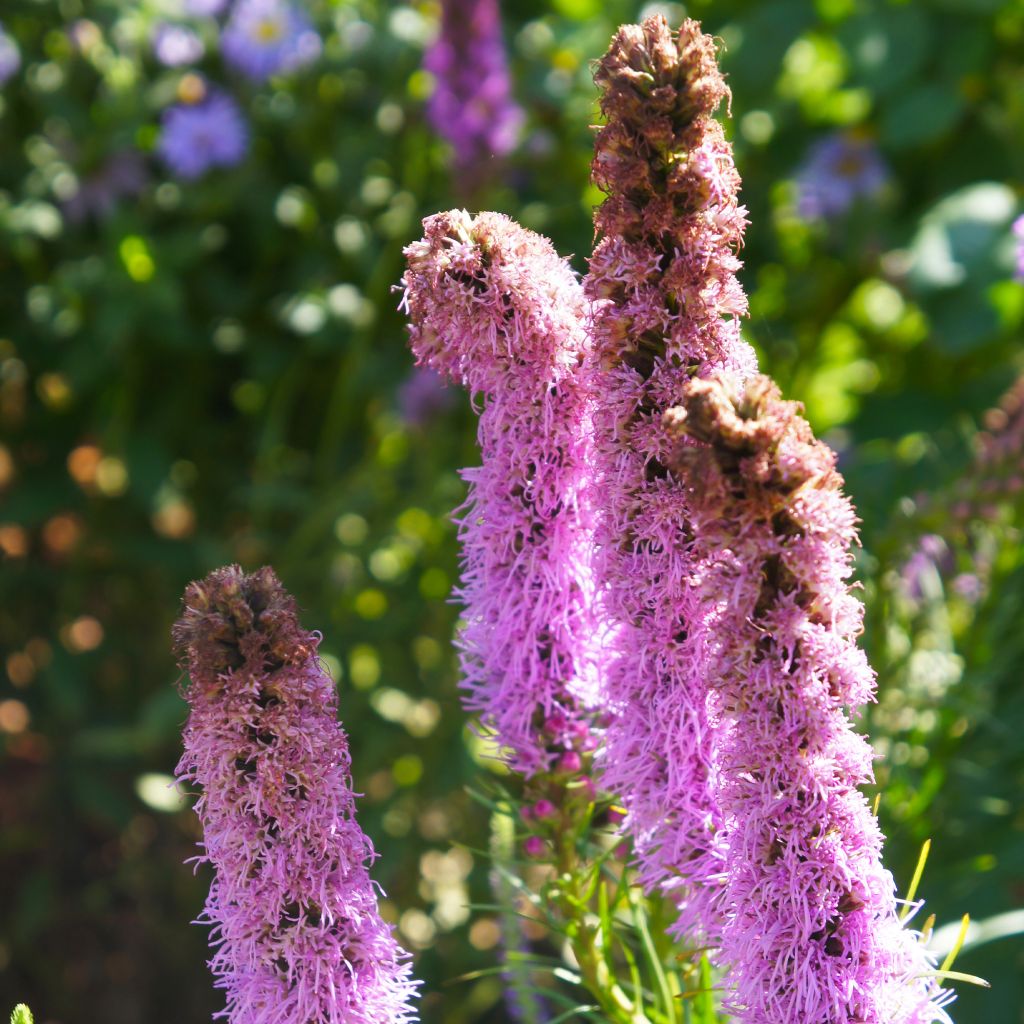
<box><xmin>173</xmin><ymin>566</ymin><xmax>418</xmax><ymax>1024</ymax></box>
<box><xmin>400</xmin><ymin>210</ymin><xmax>602</xmax><ymax>774</ymax></box>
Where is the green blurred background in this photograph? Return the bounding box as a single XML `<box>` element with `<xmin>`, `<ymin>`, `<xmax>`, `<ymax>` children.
<box><xmin>0</xmin><ymin>0</ymin><xmax>1022</xmax><ymax>1021</ymax></box>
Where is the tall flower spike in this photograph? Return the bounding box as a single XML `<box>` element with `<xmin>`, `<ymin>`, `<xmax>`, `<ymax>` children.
<box><xmin>663</xmin><ymin>375</ymin><xmax>953</xmax><ymax>1024</ymax></box>
<box><xmin>173</xmin><ymin>565</ymin><xmax>418</xmax><ymax>1024</ymax></box>
<box><xmin>423</xmin><ymin>0</ymin><xmax>523</xmax><ymax>190</ymax></box>
<box><xmin>584</xmin><ymin>15</ymin><xmax>756</xmax><ymax>937</ymax></box>
<box><xmin>401</xmin><ymin>209</ymin><xmax>601</xmax><ymax>775</ymax></box>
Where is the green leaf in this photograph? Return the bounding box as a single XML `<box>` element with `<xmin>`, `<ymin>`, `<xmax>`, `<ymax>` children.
<box><xmin>881</xmin><ymin>83</ymin><xmax>964</xmax><ymax>148</ymax></box>
<box><xmin>10</xmin><ymin>1006</ymin><xmax>34</xmax><ymax>1024</ymax></box>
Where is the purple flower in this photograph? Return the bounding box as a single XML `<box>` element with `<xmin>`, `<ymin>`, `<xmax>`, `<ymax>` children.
<box><xmin>796</xmin><ymin>132</ymin><xmax>888</xmax><ymax>220</ymax></box>
<box><xmin>158</xmin><ymin>87</ymin><xmax>248</xmax><ymax>179</ymax></box>
<box><xmin>396</xmin><ymin>366</ymin><xmax>455</xmax><ymax>428</ymax></box>
<box><xmin>401</xmin><ymin>210</ymin><xmax>603</xmax><ymax>776</ymax></box>
<box><xmin>173</xmin><ymin>565</ymin><xmax>419</xmax><ymax>1024</ymax></box>
<box><xmin>153</xmin><ymin>21</ymin><xmax>205</xmax><ymax>66</ymax></box>
<box><xmin>222</xmin><ymin>0</ymin><xmax>321</xmax><ymax>82</ymax></box>
<box><xmin>584</xmin><ymin>15</ymin><xmax>755</xmax><ymax>942</ymax></box>
<box><xmin>663</xmin><ymin>375</ymin><xmax>952</xmax><ymax>1024</ymax></box>
<box><xmin>423</xmin><ymin>0</ymin><xmax>523</xmax><ymax>188</ymax></box>
<box><xmin>1012</xmin><ymin>214</ymin><xmax>1024</xmax><ymax>280</ymax></box>
<box><xmin>63</xmin><ymin>149</ymin><xmax>149</xmax><ymax>224</ymax></box>
<box><xmin>0</xmin><ymin>21</ymin><xmax>21</xmax><ymax>85</ymax></box>
<box><xmin>184</xmin><ymin>0</ymin><xmax>229</xmax><ymax>14</ymax></box>
<box><xmin>900</xmin><ymin>534</ymin><xmax>952</xmax><ymax>603</ymax></box>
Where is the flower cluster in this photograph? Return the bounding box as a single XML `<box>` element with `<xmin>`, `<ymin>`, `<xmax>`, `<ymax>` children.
<box><xmin>173</xmin><ymin>565</ymin><xmax>418</xmax><ymax>1023</ymax></box>
<box><xmin>423</xmin><ymin>0</ymin><xmax>523</xmax><ymax>189</ymax></box>
<box><xmin>584</xmin><ymin>15</ymin><xmax>755</xmax><ymax>937</ymax></box>
<box><xmin>401</xmin><ymin>209</ymin><xmax>600</xmax><ymax>775</ymax></box>
<box><xmin>154</xmin><ymin>0</ymin><xmax>320</xmax><ymax>180</ymax></box>
<box><xmin>397</xmin><ymin>15</ymin><xmax>957</xmax><ymax>1022</ymax></box>
<box><xmin>662</xmin><ymin>375</ymin><xmax>951</xmax><ymax>1024</ymax></box>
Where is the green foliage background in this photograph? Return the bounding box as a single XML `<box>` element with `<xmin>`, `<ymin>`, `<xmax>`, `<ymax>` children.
<box><xmin>0</xmin><ymin>0</ymin><xmax>1021</xmax><ymax>1021</ymax></box>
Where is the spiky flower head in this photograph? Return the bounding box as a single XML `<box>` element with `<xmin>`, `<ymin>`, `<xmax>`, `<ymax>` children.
<box><xmin>584</xmin><ymin>14</ymin><xmax>755</xmax><ymax>939</ymax></box>
<box><xmin>401</xmin><ymin>210</ymin><xmax>601</xmax><ymax>775</ymax></box>
<box><xmin>173</xmin><ymin>565</ymin><xmax>418</xmax><ymax>1024</ymax></box>
<box><xmin>663</xmin><ymin>375</ymin><xmax>952</xmax><ymax>1024</ymax></box>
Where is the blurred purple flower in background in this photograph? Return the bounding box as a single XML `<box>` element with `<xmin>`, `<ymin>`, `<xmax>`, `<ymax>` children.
<box><xmin>0</xmin><ymin>21</ymin><xmax>21</xmax><ymax>85</ymax></box>
<box><xmin>1012</xmin><ymin>214</ymin><xmax>1024</xmax><ymax>280</ymax></box>
<box><xmin>183</xmin><ymin>0</ymin><xmax>229</xmax><ymax>15</ymax></box>
<box><xmin>397</xmin><ymin>366</ymin><xmax>455</xmax><ymax>428</ymax></box>
<box><xmin>158</xmin><ymin>87</ymin><xmax>248</xmax><ymax>179</ymax></box>
<box><xmin>423</xmin><ymin>0</ymin><xmax>523</xmax><ymax>188</ymax></box>
<box><xmin>900</xmin><ymin>534</ymin><xmax>953</xmax><ymax>604</ymax></box>
<box><xmin>63</xmin><ymin>149</ymin><xmax>149</xmax><ymax>223</ymax></box>
<box><xmin>796</xmin><ymin>131</ymin><xmax>888</xmax><ymax>220</ymax></box>
<box><xmin>222</xmin><ymin>0</ymin><xmax>321</xmax><ymax>82</ymax></box>
<box><xmin>153</xmin><ymin>22</ymin><xmax>205</xmax><ymax>67</ymax></box>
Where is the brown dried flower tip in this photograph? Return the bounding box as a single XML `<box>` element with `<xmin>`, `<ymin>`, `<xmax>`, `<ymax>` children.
<box><xmin>173</xmin><ymin>565</ymin><xmax>310</xmax><ymax>687</ymax></box>
<box><xmin>593</xmin><ymin>16</ymin><xmax>728</xmax><ymax>151</ymax></box>
<box><xmin>664</xmin><ymin>374</ymin><xmax>840</xmax><ymax>502</ymax></box>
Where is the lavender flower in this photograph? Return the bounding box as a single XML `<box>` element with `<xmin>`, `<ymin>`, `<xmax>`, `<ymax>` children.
<box><xmin>397</xmin><ymin>366</ymin><xmax>455</xmax><ymax>428</ymax></box>
<box><xmin>153</xmin><ymin>22</ymin><xmax>205</xmax><ymax>67</ymax></box>
<box><xmin>63</xmin><ymin>149</ymin><xmax>148</xmax><ymax>224</ymax></box>
<box><xmin>423</xmin><ymin>0</ymin><xmax>523</xmax><ymax>189</ymax></box>
<box><xmin>663</xmin><ymin>375</ymin><xmax>952</xmax><ymax>1024</ymax></box>
<box><xmin>401</xmin><ymin>209</ymin><xmax>601</xmax><ymax>775</ymax></box>
<box><xmin>584</xmin><ymin>15</ymin><xmax>755</xmax><ymax>939</ymax></box>
<box><xmin>158</xmin><ymin>86</ymin><xmax>248</xmax><ymax>179</ymax></box>
<box><xmin>796</xmin><ymin>132</ymin><xmax>888</xmax><ymax>221</ymax></box>
<box><xmin>222</xmin><ymin>0</ymin><xmax>321</xmax><ymax>82</ymax></box>
<box><xmin>173</xmin><ymin>565</ymin><xmax>419</xmax><ymax>1024</ymax></box>
<box><xmin>184</xmin><ymin>0</ymin><xmax>229</xmax><ymax>15</ymax></box>
<box><xmin>1012</xmin><ymin>215</ymin><xmax>1024</xmax><ymax>281</ymax></box>
<box><xmin>0</xmin><ymin>21</ymin><xmax>21</xmax><ymax>86</ymax></box>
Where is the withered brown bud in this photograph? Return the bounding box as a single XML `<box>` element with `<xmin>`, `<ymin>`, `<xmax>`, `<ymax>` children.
<box><xmin>173</xmin><ymin>565</ymin><xmax>313</xmax><ymax>691</ymax></box>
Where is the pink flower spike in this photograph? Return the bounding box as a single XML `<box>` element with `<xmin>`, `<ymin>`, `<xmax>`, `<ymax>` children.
<box><xmin>173</xmin><ymin>565</ymin><xmax>419</xmax><ymax>1024</ymax></box>
<box><xmin>401</xmin><ymin>209</ymin><xmax>605</xmax><ymax>776</ymax></box>
<box><xmin>663</xmin><ymin>376</ymin><xmax>953</xmax><ymax>1024</ymax></box>
<box><xmin>584</xmin><ymin>14</ymin><xmax>756</xmax><ymax>945</ymax></box>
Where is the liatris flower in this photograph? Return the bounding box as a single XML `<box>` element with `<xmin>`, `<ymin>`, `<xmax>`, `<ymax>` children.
<box><xmin>173</xmin><ymin>565</ymin><xmax>419</xmax><ymax>1024</ymax></box>
<box><xmin>584</xmin><ymin>15</ymin><xmax>755</xmax><ymax>937</ymax></box>
<box><xmin>222</xmin><ymin>0</ymin><xmax>321</xmax><ymax>82</ymax></box>
<box><xmin>663</xmin><ymin>375</ymin><xmax>952</xmax><ymax>1024</ymax></box>
<box><xmin>401</xmin><ymin>209</ymin><xmax>600</xmax><ymax>775</ymax></box>
<box><xmin>423</xmin><ymin>0</ymin><xmax>523</xmax><ymax>189</ymax></box>
<box><xmin>0</xmin><ymin>21</ymin><xmax>20</xmax><ymax>86</ymax></box>
<box><xmin>158</xmin><ymin>85</ymin><xmax>248</xmax><ymax>179</ymax></box>
<box><xmin>796</xmin><ymin>131</ymin><xmax>888</xmax><ymax>221</ymax></box>
<box><xmin>153</xmin><ymin>22</ymin><xmax>205</xmax><ymax>67</ymax></box>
